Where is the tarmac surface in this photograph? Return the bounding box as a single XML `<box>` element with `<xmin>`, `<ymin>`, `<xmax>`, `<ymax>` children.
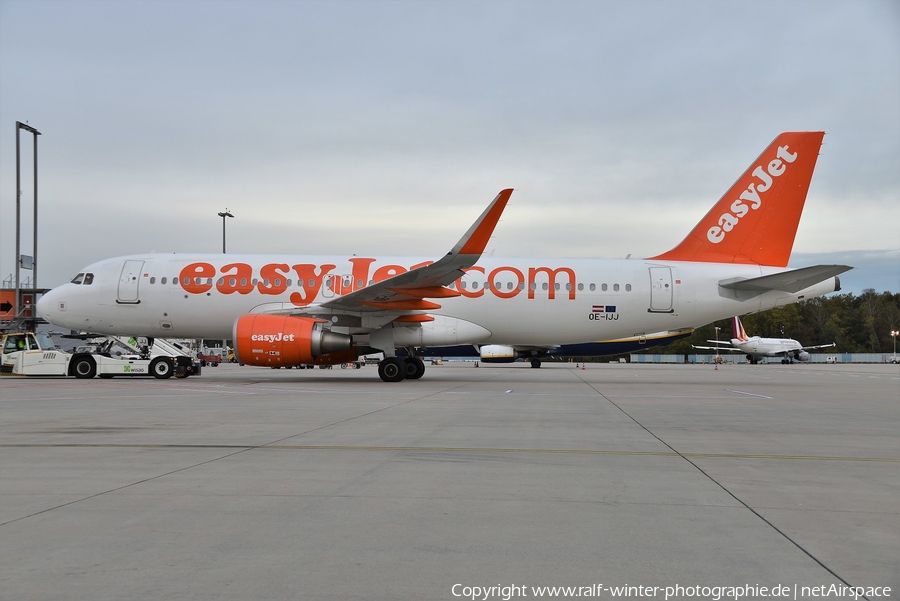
<box><xmin>1</xmin><ymin>362</ymin><xmax>898</xmax><ymax>600</ymax></box>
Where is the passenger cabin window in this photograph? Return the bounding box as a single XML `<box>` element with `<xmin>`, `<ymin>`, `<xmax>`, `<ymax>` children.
<box><xmin>150</xmin><ymin>277</ymin><xmax>156</xmax><ymax>284</ymax></box>
<box><xmin>83</xmin><ymin>273</ymin><xmax>94</xmax><ymax>285</ymax></box>
<box><xmin>625</xmin><ymin>284</ymin><xmax>632</xmax><ymax>292</ymax></box>
<box><xmin>71</xmin><ymin>273</ymin><xmax>84</xmax><ymax>284</ymax></box>
<box><xmin>161</xmin><ymin>277</ymin><xmax>167</xmax><ymax>284</ymax></box>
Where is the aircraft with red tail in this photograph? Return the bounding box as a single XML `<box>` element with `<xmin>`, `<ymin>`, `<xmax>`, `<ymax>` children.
<box><xmin>38</xmin><ymin>132</ymin><xmax>850</xmax><ymax>381</ymax></box>
<box><xmin>693</xmin><ymin>315</ymin><xmax>836</xmax><ymax>364</ymax></box>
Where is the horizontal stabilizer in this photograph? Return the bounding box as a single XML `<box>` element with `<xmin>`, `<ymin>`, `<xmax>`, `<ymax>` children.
<box><xmin>719</xmin><ymin>265</ymin><xmax>851</xmax><ymax>294</ymax></box>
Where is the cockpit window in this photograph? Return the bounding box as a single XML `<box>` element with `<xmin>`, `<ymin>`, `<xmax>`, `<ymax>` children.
<box><xmin>71</xmin><ymin>273</ymin><xmax>85</xmax><ymax>284</ymax></box>
<box><xmin>83</xmin><ymin>273</ymin><xmax>94</xmax><ymax>285</ymax></box>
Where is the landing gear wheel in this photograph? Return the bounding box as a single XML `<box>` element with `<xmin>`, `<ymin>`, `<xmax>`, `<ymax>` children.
<box><xmin>404</xmin><ymin>357</ymin><xmax>426</xmax><ymax>380</ymax></box>
<box><xmin>72</xmin><ymin>356</ymin><xmax>97</xmax><ymax>379</ymax></box>
<box><xmin>531</xmin><ymin>359</ymin><xmax>542</xmax><ymax>368</ymax></box>
<box><xmin>378</xmin><ymin>357</ymin><xmax>406</xmax><ymax>382</ymax></box>
<box><xmin>150</xmin><ymin>357</ymin><xmax>174</xmax><ymax>379</ymax></box>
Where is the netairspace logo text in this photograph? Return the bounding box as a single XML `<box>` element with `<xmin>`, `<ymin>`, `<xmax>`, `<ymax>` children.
<box><xmin>450</xmin><ymin>583</ymin><xmax>892</xmax><ymax>600</ymax></box>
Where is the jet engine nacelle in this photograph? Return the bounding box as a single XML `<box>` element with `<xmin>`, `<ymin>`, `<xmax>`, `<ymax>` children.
<box><xmin>233</xmin><ymin>314</ymin><xmax>352</xmax><ymax>367</ymax></box>
<box><xmin>795</xmin><ymin>350</ymin><xmax>811</xmax><ymax>362</ymax></box>
<box><xmin>480</xmin><ymin>345</ymin><xmax>518</xmax><ymax>363</ymax></box>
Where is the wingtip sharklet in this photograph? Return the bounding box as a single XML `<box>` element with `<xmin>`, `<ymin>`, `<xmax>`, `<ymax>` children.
<box><xmin>452</xmin><ymin>188</ymin><xmax>513</xmax><ymax>257</ymax></box>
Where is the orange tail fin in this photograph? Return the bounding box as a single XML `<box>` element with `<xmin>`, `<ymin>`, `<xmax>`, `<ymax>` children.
<box><xmin>649</xmin><ymin>132</ymin><xmax>824</xmax><ymax>267</ymax></box>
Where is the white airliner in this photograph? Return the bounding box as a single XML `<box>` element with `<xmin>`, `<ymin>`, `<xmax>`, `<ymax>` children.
<box><xmin>693</xmin><ymin>315</ymin><xmax>836</xmax><ymax>364</ymax></box>
<box><xmin>38</xmin><ymin>131</ymin><xmax>850</xmax><ymax>381</ymax></box>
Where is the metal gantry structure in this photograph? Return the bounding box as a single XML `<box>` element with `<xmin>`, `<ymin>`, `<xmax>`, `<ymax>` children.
<box><xmin>6</xmin><ymin>122</ymin><xmax>43</xmax><ymax>332</ymax></box>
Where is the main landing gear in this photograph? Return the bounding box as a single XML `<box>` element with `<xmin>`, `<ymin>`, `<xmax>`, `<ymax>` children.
<box><xmin>377</xmin><ymin>356</ymin><xmax>426</xmax><ymax>382</ymax></box>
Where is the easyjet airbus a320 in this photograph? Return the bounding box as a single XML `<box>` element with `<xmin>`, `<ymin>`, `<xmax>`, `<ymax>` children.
<box><xmin>38</xmin><ymin>132</ymin><xmax>850</xmax><ymax>381</ymax></box>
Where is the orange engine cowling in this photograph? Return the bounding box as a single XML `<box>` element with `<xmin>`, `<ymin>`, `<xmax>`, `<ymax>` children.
<box><xmin>233</xmin><ymin>314</ymin><xmax>353</xmax><ymax>367</ymax></box>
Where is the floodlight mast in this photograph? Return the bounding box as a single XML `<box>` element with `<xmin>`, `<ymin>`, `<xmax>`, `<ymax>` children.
<box><xmin>714</xmin><ymin>326</ymin><xmax>721</xmax><ymax>363</ymax></box>
<box><xmin>892</xmin><ymin>330</ymin><xmax>898</xmax><ymax>363</ymax></box>
<box><xmin>217</xmin><ymin>209</ymin><xmax>234</xmax><ymax>253</ymax></box>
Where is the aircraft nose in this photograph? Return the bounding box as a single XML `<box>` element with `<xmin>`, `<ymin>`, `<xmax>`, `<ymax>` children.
<box><xmin>36</xmin><ymin>287</ymin><xmax>60</xmax><ymax>321</ymax></box>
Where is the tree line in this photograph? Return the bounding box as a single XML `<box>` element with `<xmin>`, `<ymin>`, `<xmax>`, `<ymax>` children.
<box><xmin>653</xmin><ymin>289</ymin><xmax>900</xmax><ymax>356</ymax></box>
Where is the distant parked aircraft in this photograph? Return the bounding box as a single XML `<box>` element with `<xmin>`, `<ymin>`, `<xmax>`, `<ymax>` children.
<box><xmin>693</xmin><ymin>316</ymin><xmax>835</xmax><ymax>364</ymax></box>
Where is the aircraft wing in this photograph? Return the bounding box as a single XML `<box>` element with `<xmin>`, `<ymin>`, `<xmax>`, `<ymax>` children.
<box><xmin>692</xmin><ymin>344</ymin><xmax>744</xmax><ymax>352</ymax></box>
<box><xmin>799</xmin><ymin>342</ymin><xmax>836</xmax><ymax>352</ymax></box>
<box><xmin>290</xmin><ymin>189</ymin><xmax>512</xmax><ymax>317</ymax></box>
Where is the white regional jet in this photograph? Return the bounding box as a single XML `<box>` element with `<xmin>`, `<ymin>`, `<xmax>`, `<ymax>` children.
<box><xmin>38</xmin><ymin>132</ymin><xmax>851</xmax><ymax>382</ymax></box>
<box><xmin>693</xmin><ymin>315</ymin><xmax>836</xmax><ymax>364</ymax></box>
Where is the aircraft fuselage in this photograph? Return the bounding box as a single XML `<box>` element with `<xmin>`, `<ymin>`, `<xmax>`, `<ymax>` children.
<box><xmin>38</xmin><ymin>253</ymin><xmax>838</xmax><ymax>345</ymax></box>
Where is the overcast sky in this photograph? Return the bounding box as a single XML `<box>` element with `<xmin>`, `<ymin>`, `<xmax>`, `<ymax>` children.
<box><xmin>1</xmin><ymin>0</ymin><xmax>898</xmax><ymax>295</ymax></box>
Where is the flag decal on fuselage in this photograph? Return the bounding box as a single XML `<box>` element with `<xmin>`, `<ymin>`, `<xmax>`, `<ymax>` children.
<box><xmin>592</xmin><ymin>305</ymin><xmax>616</xmax><ymax>313</ymax></box>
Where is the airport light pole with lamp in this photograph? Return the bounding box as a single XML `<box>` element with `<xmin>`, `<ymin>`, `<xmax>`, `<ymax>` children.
<box><xmin>892</xmin><ymin>330</ymin><xmax>898</xmax><ymax>363</ymax></box>
<box><xmin>714</xmin><ymin>326</ymin><xmax>721</xmax><ymax>364</ymax></box>
<box><xmin>218</xmin><ymin>209</ymin><xmax>234</xmax><ymax>253</ymax></box>
<box><xmin>216</xmin><ymin>209</ymin><xmax>234</xmax><ymax>358</ymax></box>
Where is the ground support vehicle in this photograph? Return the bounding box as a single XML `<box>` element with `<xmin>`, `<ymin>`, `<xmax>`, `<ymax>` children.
<box><xmin>1</xmin><ymin>332</ymin><xmax>199</xmax><ymax>379</ymax></box>
<box><xmin>197</xmin><ymin>347</ymin><xmax>226</xmax><ymax>367</ymax></box>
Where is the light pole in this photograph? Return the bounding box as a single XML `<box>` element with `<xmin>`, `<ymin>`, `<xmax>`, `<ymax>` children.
<box><xmin>217</xmin><ymin>209</ymin><xmax>234</xmax><ymax>253</ymax></box>
<box><xmin>714</xmin><ymin>326</ymin><xmax>721</xmax><ymax>364</ymax></box>
<box><xmin>891</xmin><ymin>330</ymin><xmax>898</xmax><ymax>363</ymax></box>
